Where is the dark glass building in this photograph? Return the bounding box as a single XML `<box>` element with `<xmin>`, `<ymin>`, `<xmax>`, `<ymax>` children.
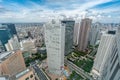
<box><xmin>2</xmin><ymin>23</ymin><xmax>17</xmax><ymax>35</ymax></box>
<box><xmin>27</xmin><ymin>31</ymin><xmax>33</xmax><ymax>39</ymax></box>
<box><xmin>61</xmin><ymin>20</ymin><xmax>75</xmax><ymax>55</ymax></box>
<box><xmin>0</xmin><ymin>26</ymin><xmax>12</xmax><ymax>50</ymax></box>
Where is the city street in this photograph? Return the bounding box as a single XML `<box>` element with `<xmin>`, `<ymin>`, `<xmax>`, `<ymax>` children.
<box><xmin>32</xmin><ymin>63</ymin><xmax>48</xmax><ymax>80</ymax></box>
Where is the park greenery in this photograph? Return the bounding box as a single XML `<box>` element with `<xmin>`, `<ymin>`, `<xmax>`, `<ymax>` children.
<box><xmin>67</xmin><ymin>50</ymin><xmax>94</xmax><ymax>73</ymax></box>
<box><xmin>23</xmin><ymin>52</ymin><xmax>47</xmax><ymax>67</ymax></box>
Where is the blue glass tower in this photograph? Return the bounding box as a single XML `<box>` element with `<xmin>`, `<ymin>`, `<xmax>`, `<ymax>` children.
<box><xmin>0</xmin><ymin>26</ymin><xmax>12</xmax><ymax>50</ymax></box>
<box><xmin>2</xmin><ymin>23</ymin><xmax>17</xmax><ymax>35</ymax></box>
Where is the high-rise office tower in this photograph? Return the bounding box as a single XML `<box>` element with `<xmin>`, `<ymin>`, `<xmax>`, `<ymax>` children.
<box><xmin>61</xmin><ymin>20</ymin><xmax>75</xmax><ymax>55</ymax></box>
<box><xmin>5</xmin><ymin>35</ymin><xmax>20</xmax><ymax>51</ymax></box>
<box><xmin>0</xmin><ymin>26</ymin><xmax>12</xmax><ymax>50</ymax></box>
<box><xmin>77</xmin><ymin>18</ymin><xmax>92</xmax><ymax>51</ymax></box>
<box><xmin>0</xmin><ymin>50</ymin><xmax>26</xmax><ymax>76</ymax></box>
<box><xmin>92</xmin><ymin>30</ymin><xmax>120</xmax><ymax>80</ymax></box>
<box><xmin>90</xmin><ymin>22</ymin><xmax>100</xmax><ymax>46</ymax></box>
<box><xmin>44</xmin><ymin>20</ymin><xmax>65</xmax><ymax>75</ymax></box>
<box><xmin>73</xmin><ymin>22</ymin><xmax>80</xmax><ymax>46</ymax></box>
<box><xmin>2</xmin><ymin>23</ymin><xmax>17</xmax><ymax>35</ymax></box>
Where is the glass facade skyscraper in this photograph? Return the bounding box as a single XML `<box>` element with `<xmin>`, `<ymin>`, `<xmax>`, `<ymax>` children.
<box><xmin>2</xmin><ymin>23</ymin><xmax>17</xmax><ymax>35</ymax></box>
<box><xmin>61</xmin><ymin>20</ymin><xmax>75</xmax><ymax>55</ymax></box>
<box><xmin>0</xmin><ymin>26</ymin><xmax>12</xmax><ymax>50</ymax></box>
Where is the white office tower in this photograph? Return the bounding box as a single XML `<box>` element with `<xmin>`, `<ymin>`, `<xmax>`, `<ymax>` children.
<box><xmin>5</xmin><ymin>35</ymin><xmax>20</xmax><ymax>51</ymax></box>
<box><xmin>92</xmin><ymin>30</ymin><xmax>120</xmax><ymax>80</ymax></box>
<box><xmin>44</xmin><ymin>20</ymin><xmax>65</xmax><ymax>75</ymax></box>
<box><xmin>90</xmin><ymin>23</ymin><xmax>100</xmax><ymax>46</ymax></box>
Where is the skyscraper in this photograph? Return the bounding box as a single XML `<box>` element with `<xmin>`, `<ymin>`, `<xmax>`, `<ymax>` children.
<box><xmin>92</xmin><ymin>30</ymin><xmax>120</xmax><ymax>80</ymax></box>
<box><xmin>77</xmin><ymin>18</ymin><xmax>92</xmax><ymax>51</ymax></box>
<box><xmin>61</xmin><ymin>20</ymin><xmax>75</xmax><ymax>55</ymax></box>
<box><xmin>73</xmin><ymin>22</ymin><xmax>80</xmax><ymax>46</ymax></box>
<box><xmin>2</xmin><ymin>23</ymin><xmax>17</xmax><ymax>35</ymax></box>
<box><xmin>0</xmin><ymin>26</ymin><xmax>12</xmax><ymax>50</ymax></box>
<box><xmin>90</xmin><ymin>22</ymin><xmax>100</xmax><ymax>46</ymax></box>
<box><xmin>44</xmin><ymin>20</ymin><xmax>65</xmax><ymax>75</ymax></box>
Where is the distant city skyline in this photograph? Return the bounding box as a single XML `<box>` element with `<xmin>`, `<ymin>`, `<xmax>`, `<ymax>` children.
<box><xmin>0</xmin><ymin>0</ymin><xmax>120</xmax><ymax>23</ymax></box>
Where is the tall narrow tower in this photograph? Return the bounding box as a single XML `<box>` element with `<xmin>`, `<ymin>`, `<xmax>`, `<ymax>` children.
<box><xmin>77</xmin><ymin>18</ymin><xmax>92</xmax><ymax>51</ymax></box>
<box><xmin>61</xmin><ymin>20</ymin><xmax>75</xmax><ymax>55</ymax></box>
<box><xmin>90</xmin><ymin>22</ymin><xmax>101</xmax><ymax>46</ymax></box>
<box><xmin>44</xmin><ymin>20</ymin><xmax>65</xmax><ymax>75</ymax></box>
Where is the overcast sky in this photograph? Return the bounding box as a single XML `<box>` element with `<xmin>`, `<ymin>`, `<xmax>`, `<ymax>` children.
<box><xmin>0</xmin><ymin>0</ymin><xmax>120</xmax><ymax>23</ymax></box>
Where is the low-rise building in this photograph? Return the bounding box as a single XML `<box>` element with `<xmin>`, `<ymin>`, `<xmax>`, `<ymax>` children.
<box><xmin>0</xmin><ymin>75</ymin><xmax>9</xmax><ymax>80</ymax></box>
<box><xmin>10</xmin><ymin>68</ymin><xmax>35</xmax><ymax>80</ymax></box>
<box><xmin>0</xmin><ymin>50</ymin><xmax>26</xmax><ymax>76</ymax></box>
<box><xmin>20</xmin><ymin>39</ymin><xmax>37</xmax><ymax>53</ymax></box>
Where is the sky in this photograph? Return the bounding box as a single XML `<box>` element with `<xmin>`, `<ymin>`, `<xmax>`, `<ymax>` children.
<box><xmin>0</xmin><ymin>0</ymin><xmax>120</xmax><ymax>23</ymax></box>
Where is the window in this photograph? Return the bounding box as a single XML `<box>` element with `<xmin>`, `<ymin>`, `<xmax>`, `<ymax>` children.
<box><xmin>30</xmin><ymin>74</ymin><xmax>33</xmax><ymax>78</ymax></box>
<box><xmin>110</xmin><ymin>63</ymin><xmax>119</xmax><ymax>80</ymax></box>
<box><xmin>25</xmin><ymin>77</ymin><xmax>29</xmax><ymax>80</ymax></box>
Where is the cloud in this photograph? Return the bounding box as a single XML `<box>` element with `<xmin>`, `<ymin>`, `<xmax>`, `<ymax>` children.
<box><xmin>75</xmin><ymin>0</ymin><xmax>113</xmax><ymax>11</ymax></box>
<box><xmin>0</xmin><ymin>0</ymin><xmax>119</xmax><ymax>23</ymax></box>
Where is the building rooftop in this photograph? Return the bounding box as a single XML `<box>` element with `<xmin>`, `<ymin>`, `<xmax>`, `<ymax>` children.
<box><xmin>20</xmin><ymin>39</ymin><xmax>35</xmax><ymax>43</ymax></box>
<box><xmin>10</xmin><ymin>68</ymin><xmax>33</xmax><ymax>80</ymax></box>
<box><xmin>108</xmin><ymin>30</ymin><xmax>116</xmax><ymax>35</ymax></box>
<box><xmin>0</xmin><ymin>75</ymin><xmax>9</xmax><ymax>80</ymax></box>
<box><xmin>61</xmin><ymin>19</ymin><xmax>75</xmax><ymax>23</ymax></box>
<box><xmin>15</xmin><ymin>69</ymin><xmax>30</xmax><ymax>79</ymax></box>
<box><xmin>0</xmin><ymin>51</ymin><xmax>14</xmax><ymax>63</ymax></box>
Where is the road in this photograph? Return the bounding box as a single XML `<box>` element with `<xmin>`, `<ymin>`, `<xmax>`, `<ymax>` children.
<box><xmin>32</xmin><ymin>62</ymin><xmax>48</xmax><ymax>80</ymax></box>
<box><xmin>65</xmin><ymin>59</ymin><xmax>93</xmax><ymax>80</ymax></box>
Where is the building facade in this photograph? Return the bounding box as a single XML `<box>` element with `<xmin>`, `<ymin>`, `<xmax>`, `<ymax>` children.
<box><xmin>44</xmin><ymin>20</ymin><xmax>65</xmax><ymax>75</ymax></box>
<box><xmin>0</xmin><ymin>50</ymin><xmax>26</xmax><ymax>76</ymax></box>
<box><xmin>5</xmin><ymin>35</ymin><xmax>20</xmax><ymax>51</ymax></box>
<box><xmin>61</xmin><ymin>20</ymin><xmax>75</xmax><ymax>55</ymax></box>
<box><xmin>0</xmin><ymin>26</ymin><xmax>12</xmax><ymax>50</ymax></box>
<box><xmin>20</xmin><ymin>39</ymin><xmax>36</xmax><ymax>53</ymax></box>
<box><xmin>90</xmin><ymin>22</ymin><xmax>101</xmax><ymax>46</ymax></box>
<box><xmin>77</xmin><ymin>18</ymin><xmax>92</xmax><ymax>51</ymax></box>
<box><xmin>92</xmin><ymin>30</ymin><xmax>120</xmax><ymax>80</ymax></box>
<box><xmin>73</xmin><ymin>22</ymin><xmax>80</xmax><ymax>46</ymax></box>
<box><xmin>0</xmin><ymin>40</ymin><xmax>5</xmax><ymax>52</ymax></box>
<box><xmin>2</xmin><ymin>23</ymin><xmax>17</xmax><ymax>35</ymax></box>
<box><xmin>10</xmin><ymin>68</ymin><xmax>35</xmax><ymax>80</ymax></box>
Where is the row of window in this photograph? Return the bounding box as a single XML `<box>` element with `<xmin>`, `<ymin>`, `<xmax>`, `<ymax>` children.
<box><xmin>25</xmin><ymin>74</ymin><xmax>33</xmax><ymax>80</ymax></box>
